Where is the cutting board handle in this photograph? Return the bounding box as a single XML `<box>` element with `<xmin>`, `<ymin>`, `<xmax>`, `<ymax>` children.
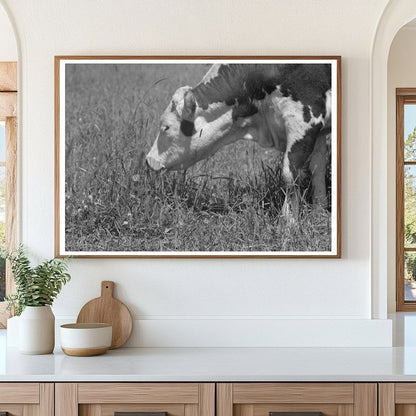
<box><xmin>101</xmin><ymin>281</ymin><xmax>115</xmax><ymax>298</ymax></box>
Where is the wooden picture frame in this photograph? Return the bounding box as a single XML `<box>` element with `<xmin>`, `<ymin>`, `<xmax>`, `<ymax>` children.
<box><xmin>55</xmin><ymin>56</ymin><xmax>341</xmax><ymax>258</ymax></box>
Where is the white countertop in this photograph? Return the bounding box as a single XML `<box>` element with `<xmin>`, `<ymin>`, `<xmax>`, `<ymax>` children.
<box><xmin>2</xmin><ymin>313</ymin><xmax>416</xmax><ymax>382</ymax></box>
<box><xmin>2</xmin><ymin>345</ymin><xmax>416</xmax><ymax>382</ymax></box>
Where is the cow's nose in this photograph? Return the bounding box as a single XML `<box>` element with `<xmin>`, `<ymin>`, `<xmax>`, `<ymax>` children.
<box><xmin>146</xmin><ymin>156</ymin><xmax>164</xmax><ymax>171</ymax></box>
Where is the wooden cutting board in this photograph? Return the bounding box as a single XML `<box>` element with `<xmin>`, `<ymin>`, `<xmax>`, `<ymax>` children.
<box><xmin>76</xmin><ymin>281</ymin><xmax>133</xmax><ymax>349</ymax></box>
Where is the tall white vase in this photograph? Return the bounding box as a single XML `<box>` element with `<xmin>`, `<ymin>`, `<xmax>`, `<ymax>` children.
<box><xmin>19</xmin><ymin>306</ymin><xmax>55</xmax><ymax>354</ymax></box>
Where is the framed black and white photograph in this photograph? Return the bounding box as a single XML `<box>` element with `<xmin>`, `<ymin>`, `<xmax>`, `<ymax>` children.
<box><xmin>55</xmin><ymin>56</ymin><xmax>341</xmax><ymax>258</ymax></box>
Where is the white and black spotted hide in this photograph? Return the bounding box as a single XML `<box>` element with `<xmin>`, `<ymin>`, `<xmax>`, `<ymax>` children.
<box><xmin>146</xmin><ymin>63</ymin><xmax>331</xmax><ymax>215</ymax></box>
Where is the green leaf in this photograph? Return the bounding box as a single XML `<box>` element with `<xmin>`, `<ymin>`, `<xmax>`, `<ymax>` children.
<box><xmin>5</xmin><ymin>245</ymin><xmax>71</xmax><ymax>315</ymax></box>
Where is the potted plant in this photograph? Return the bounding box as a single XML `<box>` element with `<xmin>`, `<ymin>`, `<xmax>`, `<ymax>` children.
<box><xmin>5</xmin><ymin>246</ymin><xmax>71</xmax><ymax>354</ymax></box>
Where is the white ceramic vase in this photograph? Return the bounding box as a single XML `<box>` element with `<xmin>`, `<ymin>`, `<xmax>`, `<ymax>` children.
<box><xmin>19</xmin><ymin>305</ymin><xmax>55</xmax><ymax>354</ymax></box>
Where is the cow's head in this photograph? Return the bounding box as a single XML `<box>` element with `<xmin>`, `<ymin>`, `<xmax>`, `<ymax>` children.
<box><xmin>146</xmin><ymin>84</ymin><xmax>249</xmax><ymax>171</ymax></box>
<box><xmin>146</xmin><ymin>86</ymin><xmax>199</xmax><ymax>171</ymax></box>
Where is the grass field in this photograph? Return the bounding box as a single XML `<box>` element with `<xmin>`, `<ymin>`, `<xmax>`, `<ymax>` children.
<box><xmin>64</xmin><ymin>63</ymin><xmax>332</xmax><ymax>253</ymax></box>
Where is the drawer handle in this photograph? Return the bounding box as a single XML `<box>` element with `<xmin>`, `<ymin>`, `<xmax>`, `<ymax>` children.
<box><xmin>270</xmin><ymin>413</ymin><xmax>323</xmax><ymax>416</ymax></box>
<box><xmin>115</xmin><ymin>412</ymin><xmax>168</xmax><ymax>416</ymax></box>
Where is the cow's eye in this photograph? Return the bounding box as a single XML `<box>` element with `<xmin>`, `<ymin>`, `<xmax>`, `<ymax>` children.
<box><xmin>162</xmin><ymin>125</ymin><xmax>170</xmax><ymax>132</ymax></box>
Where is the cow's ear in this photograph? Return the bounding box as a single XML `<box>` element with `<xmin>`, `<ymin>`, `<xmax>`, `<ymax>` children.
<box><xmin>182</xmin><ymin>90</ymin><xmax>196</xmax><ymax>121</ymax></box>
<box><xmin>180</xmin><ymin>90</ymin><xmax>196</xmax><ymax>137</ymax></box>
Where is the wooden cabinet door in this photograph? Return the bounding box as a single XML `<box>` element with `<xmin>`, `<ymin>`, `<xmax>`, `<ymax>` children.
<box><xmin>379</xmin><ymin>383</ymin><xmax>416</xmax><ymax>416</ymax></box>
<box><xmin>217</xmin><ymin>383</ymin><xmax>377</xmax><ymax>416</ymax></box>
<box><xmin>55</xmin><ymin>383</ymin><xmax>215</xmax><ymax>416</ymax></box>
<box><xmin>0</xmin><ymin>383</ymin><xmax>53</xmax><ymax>416</ymax></box>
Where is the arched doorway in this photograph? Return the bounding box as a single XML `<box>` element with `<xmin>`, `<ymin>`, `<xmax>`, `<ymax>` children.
<box><xmin>371</xmin><ymin>1</ymin><xmax>416</xmax><ymax>319</ymax></box>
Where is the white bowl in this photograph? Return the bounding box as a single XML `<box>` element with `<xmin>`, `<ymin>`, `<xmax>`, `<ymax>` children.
<box><xmin>60</xmin><ymin>323</ymin><xmax>112</xmax><ymax>356</ymax></box>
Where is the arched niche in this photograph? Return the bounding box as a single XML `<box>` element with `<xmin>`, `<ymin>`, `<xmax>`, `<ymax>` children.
<box><xmin>372</xmin><ymin>0</ymin><xmax>416</xmax><ymax>319</ymax></box>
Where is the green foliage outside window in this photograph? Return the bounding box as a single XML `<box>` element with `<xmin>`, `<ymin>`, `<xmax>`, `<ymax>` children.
<box><xmin>405</xmin><ymin>127</ymin><xmax>416</xmax><ymax>281</ymax></box>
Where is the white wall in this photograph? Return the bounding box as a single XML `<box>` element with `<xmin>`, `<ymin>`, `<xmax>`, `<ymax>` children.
<box><xmin>387</xmin><ymin>26</ymin><xmax>416</xmax><ymax>312</ymax></box>
<box><xmin>0</xmin><ymin>3</ymin><xmax>16</xmax><ymax>61</ymax></box>
<box><xmin>0</xmin><ymin>0</ymin><xmax>393</xmax><ymax>347</ymax></box>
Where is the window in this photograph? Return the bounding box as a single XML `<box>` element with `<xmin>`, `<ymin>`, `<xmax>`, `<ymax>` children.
<box><xmin>0</xmin><ymin>62</ymin><xmax>17</xmax><ymax>326</ymax></box>
<box><xmin>396</xmin><ymin>89</ymin><xmax>416</xmax><ymax>311</ymax></box>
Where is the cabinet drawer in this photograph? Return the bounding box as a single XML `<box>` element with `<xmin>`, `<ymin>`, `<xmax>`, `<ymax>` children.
<box><xmin>0</xmin><ymin>383</ymin><xmax>39</xmax><ymax>403</ymax></box>
<box><xmin>218</xmin><ymin>383</ymin><xmax>376</xmax><ymax>416</ymax></box>
<box><xmin>78</xmin><ymin>383</ymin><xmax>200</xmax><ymax>404</ymax></box>
<box><xmin>56</xmin><ymin>383</ymin><xmax>215</xmax><ymax>416</ymax></box>
<box><xmin>0</xmin><ymin>383</ymin><xmax>53</xmax><ymax>416</ymax></box>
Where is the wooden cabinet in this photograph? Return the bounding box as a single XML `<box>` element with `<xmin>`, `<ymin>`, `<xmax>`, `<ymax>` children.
<box><xmin>0</xmin><ymin>380</ymin><xmax>407</xmax><ymax>416</ymax></box>
<box><xmin>0</xmin><ymin>383</ymin><xmax>53</xmax><ymax>416</ymax></box>
<box><xmin>217</xmin><ymin>383</ymin><xmax>377</xmax><ymax>416</ymax></box>
<box><xmin>55</xmin><ymin>383</ymin><xmax>215</xmax><ymax>416</ymax></box>
<box><xmin>379</xmin><ymin>383</ymin><xmax>416</xmax><ymax>416</ymax></box>
<box><xmin>53</xmin><ymin>382</ymin><xmax>380</xmax><ymax>416</ymax></box>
